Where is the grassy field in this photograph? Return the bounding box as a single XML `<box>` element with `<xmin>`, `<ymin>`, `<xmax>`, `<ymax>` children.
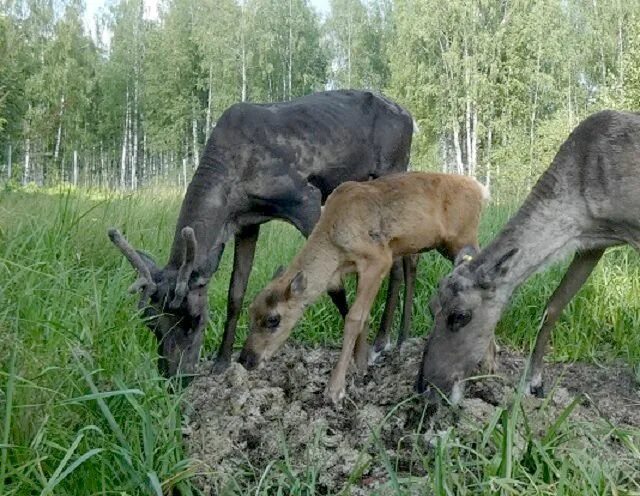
<box><xmin>0</xmin><ymin>186</ymin><xmax>639</xmax><ymax>495</ymax></box>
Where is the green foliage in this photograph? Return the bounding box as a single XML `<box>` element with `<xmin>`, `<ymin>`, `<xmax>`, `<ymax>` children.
<box><xmin>1</xmin><ymin>188</ymin><xmax>639</xmax><ymax>493</ymax></box>
<box><xmin>2</xmin><ymin>0</ymin><xmax>640</xmax><ymax>195</ymax></box>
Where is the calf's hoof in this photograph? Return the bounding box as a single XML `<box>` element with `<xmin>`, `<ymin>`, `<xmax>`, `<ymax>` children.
<box><xmin>325</xmin><ymin>380</ymin><xmax>346</xmax><ymax>405</ymax></box>
<box><xmin>355</xmin><ymin>344</ymin><xmax>369</xmax><ymax>372</ymax></box>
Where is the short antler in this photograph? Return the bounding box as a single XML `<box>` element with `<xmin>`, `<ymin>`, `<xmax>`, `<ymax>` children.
<box><xmin>169</xmin><ymin>226</ymin><xmax>197</xmax><ymax>309</ymax></box>
<box><xmin>108</xmin><ymin>228</ymin><xmax>158</xmax><ymax>307</ymax></box>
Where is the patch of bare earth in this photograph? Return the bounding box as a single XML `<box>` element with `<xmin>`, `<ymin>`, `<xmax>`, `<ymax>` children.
<box><xmin>183</xmin><ymin>338</ymin><xmax>640</xmax><ymax>494</ymax></box>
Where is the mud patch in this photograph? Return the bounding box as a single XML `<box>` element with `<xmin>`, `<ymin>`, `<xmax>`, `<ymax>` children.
<box><xmin>183</xmin><ymin>339</ymin><xmax>640</xmax><ymax>493</ymax></box>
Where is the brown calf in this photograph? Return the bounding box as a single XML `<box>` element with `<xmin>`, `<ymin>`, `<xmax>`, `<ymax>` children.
<box><xmin>239</xmin><ymin>172</ymin><xmax>489</xmax><ymax>404</ymax></box>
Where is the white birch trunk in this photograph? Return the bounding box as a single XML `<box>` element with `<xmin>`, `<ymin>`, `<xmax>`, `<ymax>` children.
<box><xmin>452</xmin><ymin>121</ymin><xmax>464</xmax><ymax>175</ymax></box>
<box><xmin>192</xmin><ymin>103</ymin><xmax>199</xmax><ymax>169</ymax></box>
<box><xmin>464</xmin><ymin>39</ymin><xmax>471</xmax><ymax>176</ymax></box>
<box><xmin>241</xmin><ymin>2</ymin><xmax>247</xmax><ymax>102</ymax></box>
<box><xmin>182</xmin><ymin>156</ymin><xmax>187</xmax><ymax>191</ymax></box>
<box><xmin>23</xmin><ymin>137</ymin><xmax>30</xmax><ymax>186</ymax></box>
<box><xmin>127</xmin><ymin>90</ymin><xmax>133</xmax><ymax>189</ymax></box>
<box><xmin>73</xmin><ymin>150</ymin><xmax>78</xmax><ymax>186</ymax></box>
<box><xmin>54</xmin><ymin>95</ymin><xmax>64</xmax><ymax>163</ymax></box>
<box><xmin>100</xmin><ymin>143</ymin><xmax>105</xmax><ymax>189</ymax></box>
<box><xmin>206</xmin><ymin>65</ymin><xmax>213</xmax><ymax>134</ymax></box>
<box><xmin>132</xmin><ymin>87</ymin><xmax>138</xmax><ymax>190</ymax></box>
<box><xmin>288</xmin><ymin>0</ymin><xmax>293</xmax><ymax>99</ymax></box>
<box><xmin>528</xmin><ymin>46</ymin><xmax>542</xmax><ymax>186</ymax></box>
<box><xmin>485</xmin><ymin>126</ymin><xmax>492</xmax><ymax>188</ymax></box>
<box><xmin>470</xmin><ymin>108</ymin><xmax>478</xmax><ymax>177</ymax></box>
<box><xmin>120</xmin><ymin>89</ymin><xmax>129</xmax><ymax>190</ymax></box>
<box><xmin>347</xmin><ymin>9</ymin><xmax>352</xmax><ymax>87</ymax></box>
<box><xmin>7</xmin><ymin>143</ymin><xmax>11</xmax><ymax>181</ymax></box>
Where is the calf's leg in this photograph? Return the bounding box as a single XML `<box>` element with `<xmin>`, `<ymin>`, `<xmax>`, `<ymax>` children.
<box><xmin>526</xmin><ymin>248</ymin><xmax>604</xmax><ymax>397</ymax></box>
<box><xmin>397</xmin><ymin>254</ymin><xmax>419</xmax><ymax>348</ymax></box>
<box><xmin>370</xmin><ymin>259</ymin><xmax>403</xmax><ymax>362</ymax></box>
<box><xmin>326</xmin><ymin>255</ymin><xmax>392</xmax><ymax>404</ymax></box>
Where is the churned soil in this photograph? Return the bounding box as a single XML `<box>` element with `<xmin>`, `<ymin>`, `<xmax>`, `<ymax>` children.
<box><xmin>183</xmin><ymin>338</ymin><xmax>640</xmax><ymax>494</ymax></box>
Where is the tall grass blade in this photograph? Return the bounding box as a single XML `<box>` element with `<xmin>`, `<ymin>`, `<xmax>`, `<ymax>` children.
<box><xmin>0</xmin><ymin>344</ymin><xmax>17</xmax><ymax>496</ymax></box>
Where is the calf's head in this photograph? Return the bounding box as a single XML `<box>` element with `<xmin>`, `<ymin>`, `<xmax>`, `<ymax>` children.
<box><xmin>239</xmin><ymin>269</ymin><xmax>307</xmax><ymax>370</ymax></box>
<box><xmin>108</xmin><ymin>227</ymin><xmax>221</xmax><ymax>380</ymax></box>
<box><xmin>417</xmin><ymin>248</ymin><xmax>518</xmax><ymax>403</ymax></box>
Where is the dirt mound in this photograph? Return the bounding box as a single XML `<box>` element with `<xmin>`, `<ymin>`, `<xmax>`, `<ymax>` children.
<box><xmin>183</xmin><ymin>339</ymin><xmax>640</xmax><ymax>494</ymax></box>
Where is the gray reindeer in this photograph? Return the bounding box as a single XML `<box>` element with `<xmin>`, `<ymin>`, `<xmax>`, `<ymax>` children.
<box><xmin>109</xmin><ymin>90</ymin><xmax>415</xmax><ymax>380</ymax></box>
<box><xmin>417</xmin><ymin>110</ymin><xmax>640</xmax><ymax>403</ymax></box>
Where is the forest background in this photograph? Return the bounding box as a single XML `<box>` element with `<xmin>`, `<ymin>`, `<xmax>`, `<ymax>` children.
<box><xmin>2</xmin><ymin>0</ymin><xmax>640</xmax><ymax>203</ymax></box>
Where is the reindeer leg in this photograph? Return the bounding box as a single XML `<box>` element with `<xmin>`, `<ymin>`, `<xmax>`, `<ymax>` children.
<box><xmin>526</xmin><ymin>248</ymin><xmax>604</xmax><ymax>397</ymax></box>
<box><xmin>398</xmin><ymin>254</ymin><xmax>419</xmax><ymax>348</ymax></box>
<box><xmin>369</xmin><ymin>259</ymin><xmax>403</xmax><ymax>363</ymax></box>
<box><xmin>327</xmin><ymin>256</ymin><xmax>391</xmax><ymax>404</ymax></box>
<box><xmin>213</xmin><ymin>224</ymin><xmax>260</xmax><ymax>373</ymax></box>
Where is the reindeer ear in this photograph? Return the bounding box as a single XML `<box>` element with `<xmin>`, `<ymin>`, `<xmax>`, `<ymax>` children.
<box><xmin>272</xmin><ymin>265</ymin><xmax>285</xmax><ymax>280</ymax></box>
<box><xmin>476</xmin><ymin>247</ymin><xmax>518</xmax><ymax>290</ymax></box>
<box><xmin>285</xmin><ymin>271</ymin><xmax>306</xmax><ymax>299</ymax></box>
<box><xmin>136</xmin><ymin>250</ymin><xmax>159</xmax><ymax>272</ymax></box>
<box><xmin>454</xmin><ymin>246</ymin><xmax>478</xmax><ymax>267</ymax></box>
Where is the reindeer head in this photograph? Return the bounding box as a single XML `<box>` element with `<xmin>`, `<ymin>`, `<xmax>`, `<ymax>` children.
<box><xmin>416</xmin><ymin>247</ymin><xmax>517</xmax><ymax>403</ymax></box>
<box><xmin>238</xmin><ymin>269</ymin><xmax>307</xmax><ymax>370</ymax></box>
<box><xmin>108</xmin><ymin>227</ymin><xmax>222</xmax><ymax>380</ymax></box>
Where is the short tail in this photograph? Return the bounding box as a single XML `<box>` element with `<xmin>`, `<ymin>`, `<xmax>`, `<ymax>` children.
<box><xmin>474</xmin><ymin>178</ymin><xmax>491</xmax><ymax>204</ymax></box>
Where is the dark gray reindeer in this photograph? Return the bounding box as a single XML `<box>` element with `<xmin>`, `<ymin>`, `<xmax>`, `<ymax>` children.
<box><xmin>417</xmin><ymin>110</ymin><xmax>640</xmax><ymax>403</ymax></box>
<box><xmin>109</xmin><ymin>90</ymin><xmax>414</xmax><ymax>379</ymax></box>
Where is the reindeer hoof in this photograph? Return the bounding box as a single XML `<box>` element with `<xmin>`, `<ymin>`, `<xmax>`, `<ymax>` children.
<box><xmin>528</xmin><ymin>383</ymin><xmax>545</xmax><ymax>398</ymax></box>
<box><xmin>211</xmin><ymin>357</ymin><xmax>230</xmax><ymax>375</ymax></box>
<box><xmin>525</xmin><ymin>371</ymin><xmax>545</xmax><ymax>398</ymax></box>
<box><xmin>368</xmin><ymin>339</ymin><xmax>391</xmax><ymax>365</ymax></box>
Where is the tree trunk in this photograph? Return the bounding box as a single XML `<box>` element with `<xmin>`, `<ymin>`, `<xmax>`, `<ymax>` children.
<box><xmin>528</xmin><ymin>45</ymin><xmax>542</xmax><ymax>187</ymax></box>
<box><xmin>100</xmin><ymin>143</ymin><xmax>105</xmax><ymax>189</ymax></box>
<box><xmin>241</xmin><ymin>2</ymin><xmax>247</xmax><ymax>102</ymax></box>
<box><xmin>6</xmin><ymin>143</ymin><xmax>11</xmax><ymax>182</ymax></box>
<box><xmin>132</xmin><ymin>83</ymin><xmax>138</xmax><ymax>190</ymax></box>
<box><xmin>23</xmin><ymin>137</ymin><xmax>30</xmax><ymax>186</ymax></box>
<box><xmin>182</xmin><ymin>156</ymin><xmax>187</xmax><ymax>191</ymax></box>
<box><xmin>452</xmin><ymin>121</ymin><xmax>464</xmax><ymax>175</ymax></box>
<box><xmin>485</xmin><ymin>126</ymin><xmax>492</xmax><ymax>188</ymax></box>
<box><xmin>120</xmin><ymin>88</ymin><xmax>129</xmax><ymax>190</ymax></box>
<box><xmin>205</xmin><ymin>64</ymin><xmax>213</xmax><ymax>134</ymax></box>
<box><xmin>54</xmin><ymin>94</ymin><xmax>65</xmax><ymax>164</ymax></box>
<box><xmin>73</xmin><ymin>150</ymin><xmax>78</xmax><ymax>186</ymax></box>
<box><xmin>464</xmin><ymin>39</ymin><xmax>472</xmax><ymax>176</ymax></box>
<box><xmin>288</xmin><ymin>0</ymin><xmax>293</xmax><ymax>99</ymax></box>
<box><xmin>192</xmin><ymin>102</ymin><xmax>199</xmax><ymax>169</ymax></box>
<box><xmin>470</xmin><ymin>107</ymin><xmax>478</xmax><ymax>177</ymax></box>
<box><xmin>347</xmin><ymin>8</ymin><xmax>352</xmax><ymax>87</ymax></box>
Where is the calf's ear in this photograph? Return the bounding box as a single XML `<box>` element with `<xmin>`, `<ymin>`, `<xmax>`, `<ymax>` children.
<box><xmin>272</xmin><ymin>265</ymin><xmax>285</xmax><ymax>280</ymax></box>
<box><xmin>285</xmin><ymin>271</ymin><xmax>306</xmax><ymax>299</ymax></box>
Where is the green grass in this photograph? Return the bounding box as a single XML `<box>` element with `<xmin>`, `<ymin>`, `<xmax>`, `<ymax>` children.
<box><xmin>0</xmin><ymin>186</ymin><xmax>639</xmax><ymax>494</ymax></box>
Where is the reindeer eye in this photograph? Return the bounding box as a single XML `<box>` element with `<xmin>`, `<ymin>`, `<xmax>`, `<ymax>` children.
<box><xmin>265</xmin><ymin>314</ymin><xmax>280</xmax><ymax>329</ymax></box>
<box><xmin>447</xmin><ymin>310</ymin><xmax>472</xmax><ymax>332</ymax></box>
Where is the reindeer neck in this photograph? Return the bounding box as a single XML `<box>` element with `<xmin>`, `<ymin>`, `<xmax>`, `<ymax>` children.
<box><xmin>288</xmin><ymin>233</ymin><xmax>341</xmax><ymax>308</ymax></box>
<box><xmin>473</xmin><ymin>186</ymin><xmax>581</xmax><ymax>300</ymax></box>
<box><xmin>168</xmin><ymin>162</ymin><xmax>233</xmax><ymax>269</ymax></box>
